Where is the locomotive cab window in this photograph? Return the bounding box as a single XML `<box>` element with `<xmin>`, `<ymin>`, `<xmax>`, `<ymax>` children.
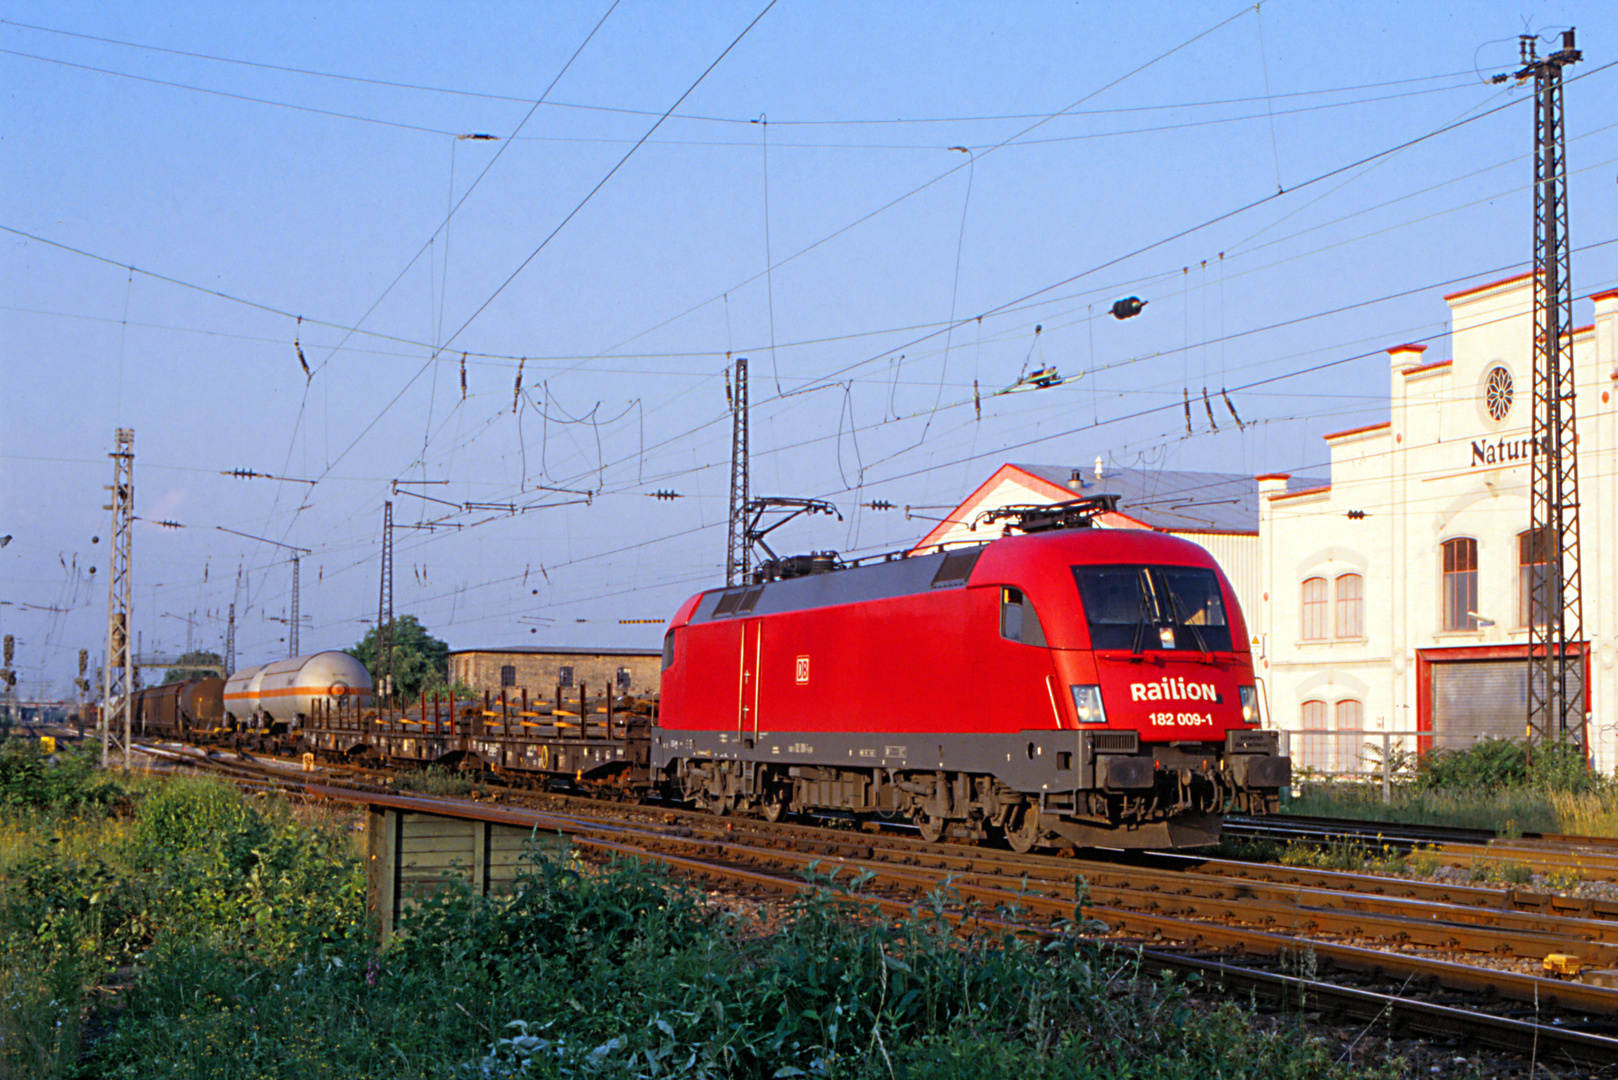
<box><xmin>1072</xmin><ymin>565</ymin><xmax>1233</xmax><ymax>652</ymax></box>
<box><xmin>661</xmin><ymin>630</ymin><xmax>676</xmax><ymax>671</ymax></box>
<box><xmin>1000</xmin><ymin>588</ymin><xmax>1048</xmax><ymax>646</ymax></box>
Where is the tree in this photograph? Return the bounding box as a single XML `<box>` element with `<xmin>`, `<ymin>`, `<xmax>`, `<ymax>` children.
<box><xmin>163</xmin><ymin>650</ymin><xmax>225</xmax><ymax>684</ymax></box>
<box><xmin>350</xmin><ymin>615</ymin><xmax>449</xmax><ymax>703</ymax></box>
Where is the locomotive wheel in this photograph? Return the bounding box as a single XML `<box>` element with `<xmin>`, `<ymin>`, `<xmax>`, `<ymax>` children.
<box><xmin>759</xmin><ymin>791</ymin><xmax>788</xmax><ymax>823</ymax></box>
<box><xmin>1005</xmin><ymin>804</ymin><xmax>1041</xmax><ymax>854</ymax></box>
<box><xmin>915</xmin><ymin>812</ymin><xmax>946</xmax><ymax>844</ymax></box>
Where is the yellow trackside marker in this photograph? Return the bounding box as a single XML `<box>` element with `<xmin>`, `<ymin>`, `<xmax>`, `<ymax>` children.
<box><xmin>39</xmin><ymin>736</ymin><xmax>55</xmax><ymax>755</ymax></box>
<box><xmin>1545</xmin><ymin>953</ymin><xmax>1582</xmax><ymax>976</ymax></box>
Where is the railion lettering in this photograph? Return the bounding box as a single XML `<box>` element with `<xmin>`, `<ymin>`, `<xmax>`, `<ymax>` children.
<box><xmin>1129</xmin><ymin>678</ymin><xmax>1220</xmax><ymax>703</ymax></box>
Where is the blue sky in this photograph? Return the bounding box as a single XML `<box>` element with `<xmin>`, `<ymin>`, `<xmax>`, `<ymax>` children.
<box><xmin>3</xmin><ymin>1</ymin><xmax>1616</xmax><ymax>696</ymax></box>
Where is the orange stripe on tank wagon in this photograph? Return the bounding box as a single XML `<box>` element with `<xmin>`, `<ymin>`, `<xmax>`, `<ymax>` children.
<box><xmin>223</xmin><ymin>686</ymin><xmax>368</xmax><ymax>700</ymax></box>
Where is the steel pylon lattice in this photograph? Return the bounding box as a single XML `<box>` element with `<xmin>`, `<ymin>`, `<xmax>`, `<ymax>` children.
<box><xmin>225</xmin><ymin>602</ymin><xmax>236</xmax><ymax>675</ymax></box>
<box><xmin>1520</xmin><ymin>31</ymin><xmax>1586</xmax><ymax>750</ymax></box>
<box><xmin>377</xmin><ymin>500</ymin><xmax>395</xmax><ymax>707</ymax></box>
<box><xmin>726</xmin><ymin>357</ymin><xmax>750</xmax><ymax>586</ymax></box>
<box><xmin>102</xmin><ymin>428</ymin><xmax>134</xmax><ymax>769</ymax></box>
<box><xmin>289</xmin><ymin>555</ymin><xmax>301</xmax><ymax>657</ymax></box>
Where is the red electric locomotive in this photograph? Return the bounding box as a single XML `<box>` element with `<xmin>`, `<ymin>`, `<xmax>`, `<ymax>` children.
<box><xmin>655</xmin><ymin>496</ymin><xmax>1289</xmax><ymax>850</ymax></box>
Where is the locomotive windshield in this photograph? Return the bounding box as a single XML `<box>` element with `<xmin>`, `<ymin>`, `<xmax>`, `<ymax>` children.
<box><xmin>1071</xmin><ymin>564</ymin><xmax>1232</xmax><ymax>652</ymax></box>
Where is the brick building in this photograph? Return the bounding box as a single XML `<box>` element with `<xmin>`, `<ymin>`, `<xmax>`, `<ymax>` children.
<box><xmin>448</xmin><ymin>645</ymin><xmax>663</xmax><ymax>702</ymax></box>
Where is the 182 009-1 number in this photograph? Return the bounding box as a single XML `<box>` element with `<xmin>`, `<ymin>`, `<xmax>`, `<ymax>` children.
<box><xmin>1148</xmin><ymin>712</ymin><xmax>1213</xmax><ymax>726</ymax></box>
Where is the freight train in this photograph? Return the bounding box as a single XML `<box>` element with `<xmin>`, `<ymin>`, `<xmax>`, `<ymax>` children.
<box><xmin>129</xmin><ymin>496</ymin><xmax>1289</xmax><ymax>850</ymax></box>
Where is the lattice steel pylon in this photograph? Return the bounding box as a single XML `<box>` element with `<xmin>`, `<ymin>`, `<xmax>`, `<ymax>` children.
<box><xmin>376</xmin><ymin>500</ymin><xmax>395</xmax><ymax>707</ymax></box>
<box><xmin>289</xmin><ymin>555</ymin><xmax>301</xmax><ymax>657</ymax></box>
<box><xmin>224</xmin><ymin>603</ymin><xmax>236</xmax><ymax>675</ymax></box>
<box><xmin>725</xmin><ymin>357</ymin><xmax>750</xmax><ymax>586</ymax></box>
<box><xmin>102</xmin><ymin>428</ymin><xmax>134</xmax><ymax>769</ymax></box>
<box><xmin>1521</xmin><ymin>30</ymin><xmax>1586</xmax><ymax>751</ymax></box>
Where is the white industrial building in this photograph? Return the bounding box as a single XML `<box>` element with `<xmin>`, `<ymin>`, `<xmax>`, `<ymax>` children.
<box><xmin>1258</xmin><ymin>274</ymin><xmax>1618</xmax><ymax>774</ymax></box>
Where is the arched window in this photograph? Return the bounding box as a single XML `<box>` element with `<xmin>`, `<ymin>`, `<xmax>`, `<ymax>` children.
<box><xmin>1334</xmin><ymin>574</ymin><xmax>1364</xmax><ymax>639</ymax></box>
<box><xmin>1518</xmin><ymin>528</ymin><xmax>1549</xmax><ymax>628</ymax></box>
<box><xmin>1334</xmin><ymin>699</ymin><xmax>1364</xmax><ymax>773</ymax></box>
<box><xmin>1301</xmin><ymin>577</ymin><xmax>1328</xmax><ymax>640</ymax></box>
<box><xmin>1441</xmin><ymin>538</ymin><xmax>1478</xmax><ymax>631</ymax></box>
<box><xmin>1298</xmin><ymin>699</ymin><xmax>1330</xmax><ymax>772</ymax></box>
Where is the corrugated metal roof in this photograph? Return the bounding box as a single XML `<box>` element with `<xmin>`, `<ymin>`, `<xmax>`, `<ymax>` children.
<box><xmin>449</xmin><ymin>645</ymin><xmax>663</xmax><ymax>657</ymax></box>
<box><xmin>1013</xmin><ymin>464</ymin><xmax>1325</xmax><ymax>534</ymax></box>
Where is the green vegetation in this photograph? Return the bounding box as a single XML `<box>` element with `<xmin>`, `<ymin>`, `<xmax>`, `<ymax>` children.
<box><xmin>1276</xmin><ymin>838</ymin><xmax>1406</xmax><ymax>875</ymax></box>
<box><xmin>1286</xmin><ymin>737</ymin><xmax>1618</xmax><ymax>837</ymax></box>
<box><xmin>0</xmin><ymin>740</ymin><xmax>362</xmax><ymax>1076</ymax></box>
<box><xmin>161</xmin><ymin>650</ymin><xmax>225</xmax><ymax>684</ymax></box>
<box><xmin>0</xmin><ymin>740</ymin><xmax>1406</xmax><ymax>1079</ymax></box>
<box><xmin>392</xmin><ymin>763</ymin><xmax>480</xmax><ymax>797</ymax></box>
<box><xmin>349</xmin><ymin>614</ymin><xmax>450</xmax><ymax>701</ymax></box>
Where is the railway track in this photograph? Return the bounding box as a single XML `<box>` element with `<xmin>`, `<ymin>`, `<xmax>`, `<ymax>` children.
<box><xmin>1226</xmin><ymin>811</ymin><xmax>1618</xmax><ymax>880</ymax></box>
<box><xmin>133</xmin><ymin>741</ymin><xmax>1618</xmax><ymax>1069</ymax></box>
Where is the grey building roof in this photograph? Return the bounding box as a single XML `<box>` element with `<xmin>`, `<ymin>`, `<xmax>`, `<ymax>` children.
<box><xmin>1013</xmin><ymin>464</ymin><xmax>1326</xmax><ymax>535</ymax></box>
<box><xmin>450</xmin><ymin>645</ymin><xmax>663</xmax><ymax>657</ymax></box>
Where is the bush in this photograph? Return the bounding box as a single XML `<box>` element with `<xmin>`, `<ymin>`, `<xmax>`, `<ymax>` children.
<box><xmin>0</xmin><ymin>741</ymin><xmax>126</xmax><ymax>814</ymax></box>
<box><xmin>1415</xmin><ymin>737</ymin><xmax>1597</xmax><ymax>795</ymax></box>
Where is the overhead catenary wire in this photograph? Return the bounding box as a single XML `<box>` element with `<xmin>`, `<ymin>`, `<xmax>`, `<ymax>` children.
<box><xmin>0</xmin><ymin>19</ymin><xmax>1488</xmax><ymax>126</ymax></box>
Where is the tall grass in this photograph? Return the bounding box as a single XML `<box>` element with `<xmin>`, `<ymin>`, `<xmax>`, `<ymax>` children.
<box><xmin>0</xmin><ymin>739</ymin><xmax>1404</xmax><ymax>1079</ymax></box>
<box><xmin>1286</xmin><ymin>737</ymin><xmax>1618</xmax><ymax>837</ymax></box>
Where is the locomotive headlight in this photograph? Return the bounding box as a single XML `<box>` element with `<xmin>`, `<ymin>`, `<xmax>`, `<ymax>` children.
<box><xmin>1070</xmin><ymin>685</ymin><xmax>1107</xmax><ymax>724</ymax></box>
<box><xmin>1239</xmin><ymin>685</ymin><xmax>1259</xmax><ymax>723</ymax></box>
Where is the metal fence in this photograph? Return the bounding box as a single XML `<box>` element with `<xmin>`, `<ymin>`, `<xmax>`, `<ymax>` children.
<box><xmin>1284</xmin><ymin>728</ymin><xmax>1517</xmax><ymax>778</ymax></box>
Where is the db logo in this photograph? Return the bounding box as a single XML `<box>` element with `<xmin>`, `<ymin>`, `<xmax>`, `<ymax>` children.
<box><xmin>795</xmin><ymin>655</ymin><xmax>810</xmax><ymax>684</ymax></box>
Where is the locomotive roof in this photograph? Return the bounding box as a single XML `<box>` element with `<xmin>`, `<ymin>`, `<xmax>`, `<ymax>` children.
<box><xmin>686</xmin><ymin>528</ymin><xmax>1222</xmax><ymax>625</ymax></box>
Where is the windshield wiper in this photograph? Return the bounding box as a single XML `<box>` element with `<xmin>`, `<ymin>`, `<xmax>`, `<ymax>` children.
<box><xmin>1165</xmin><ymin>582</ymin><xmax>1212</xmax><ymax>657</ymax></box>
<box><xmin>1130</xmin><ymin>569</ymin><xmax>1154</xmax><ymax>655</ymax></box>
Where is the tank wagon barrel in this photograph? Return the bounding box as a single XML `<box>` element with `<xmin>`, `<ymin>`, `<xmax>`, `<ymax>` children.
<box><xmin>224</xmin><ymin>651</ymin><xmax>372</xmax><ymax>735</ymax></box>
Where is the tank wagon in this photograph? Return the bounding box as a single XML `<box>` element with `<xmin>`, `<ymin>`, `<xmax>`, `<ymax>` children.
<box><xmin>655</xmin><ymin>497</ymin><xmax>1288</xmax><ymax>849</ymax></box>
<box><xmin>224</xmin><ymin>651</ymin><xmax>372</xmax><ymax>733</ymax></box>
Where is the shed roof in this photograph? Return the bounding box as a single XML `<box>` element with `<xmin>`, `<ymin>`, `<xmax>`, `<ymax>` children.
<box><xmin>1013</xmin><ymin>464</ymin><xmax>1322</xmax><ymax>534</ymax></box>
<box><xmin>449</xmin><ymin>645</ymin><xmax>663</xmax><ymax>658</ymax></box>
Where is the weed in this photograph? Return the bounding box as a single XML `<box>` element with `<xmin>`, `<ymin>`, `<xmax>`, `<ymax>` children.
<box><xmin>1214</xmin><ymin>835</ymin><xmax>1284</xmax><ymax>863</ymax></box>
<box><xmin>1406</xmin><ymin>845</ymin><xmax>1444</xmax><ymax>877</ymax></box>
<box><xmin>393</xmin><ymin>763</ymin><xmax>478</xmax><ymax>797</ymax></box>
<box><xmin>1278</xmin><ymin>838</ymin><xmax>1405</xmax><ymax>874</ymax></box>
<box><xmin>1541</xmin><ymin>867</ymin><xmax>1584</xmax><ymax>892</ymax></box>
<box><xmin>1467</xmin><ymin>858</ymin><xmax>1533</xmax><ymax>885</ymax></box>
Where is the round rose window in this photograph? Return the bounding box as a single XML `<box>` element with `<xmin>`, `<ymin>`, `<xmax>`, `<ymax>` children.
<box><xmin>1485</xmin><ymin>365</ymin><xmax>1513</xmax><ymax>422</ymax></box>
